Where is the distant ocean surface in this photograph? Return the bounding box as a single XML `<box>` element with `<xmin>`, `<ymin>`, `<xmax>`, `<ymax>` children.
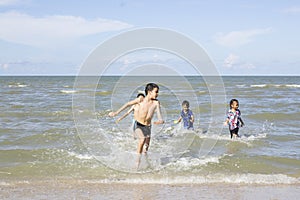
<box><xmin>0</xmin><ymin>76</ymin><xmax>299</xmax><ymax>185</ymax></box>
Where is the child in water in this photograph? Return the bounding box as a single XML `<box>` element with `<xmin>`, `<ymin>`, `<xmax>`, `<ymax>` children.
<box><xmin>224</xmin><ymin>99</ymin><xmax>245</xmax><ymax>139</ymax></box>
<box><xmin>116</xmin><ymin>93</ymin><xmax>145</xmax><ymax>139</ymax></box>
<box><xmin>109</xmin><ymin>83</ymin><xmax>164</xmax><ymax>169</ymax></box>
<box><xmin>175</xmin><ymin>100</ymin><xmax>194</xmax><ymax>130</ymax></box>
<box><xmin>116</xmin><ymin>93</ymin><xmax>145</xmax><ymax>124</ymax></box>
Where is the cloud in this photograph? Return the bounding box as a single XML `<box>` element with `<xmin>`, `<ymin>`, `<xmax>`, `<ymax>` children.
<box><xmin>214</xmin><ymin>28</ymin><xmax>272</xmax><ymax>48</ymax></box>
<box><xmin>0</xmin><ymin>60</ymin><xmax>76</xmax><ymax>75</ymax></box>
<box><xmin>224</xmin><ymin>53</ymin><xmax>239</xmax><ymax>68</ymax></box>
<box><xmin>223</xmin><ymin>53</ymin><xmax>255</xmax><ymax>70</ymax></box>
<box><xmin>0</xmin><ymin>0</ymin><xmax>21</xmax><ymax>6</ymax></box>
<box><xmin>1</xmin><ymin>63</ymin><xmax>9</xmax><ymax>69</ymax></box>
<box><xmin>0</xmin><ymin>11</ymin><xmax>133</xmax><ymax>47</ymax></box>
<box><xmin>282</xmin><ymin>6</ymin><xmax>300</xmax><ymax>14</ymax></box>
<box><xmin>1</xmin><ymin>60</ymin><xmax>31</xmax><ymax>70</ymax></box>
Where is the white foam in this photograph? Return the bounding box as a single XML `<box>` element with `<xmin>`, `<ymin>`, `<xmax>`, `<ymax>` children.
<box><xmin>285</xmin><ymin>84</ymin><xmax>300</xmax><ymax>88</ymax></box>
<box><xmin>236</xmin><ymin>84</ymin><xmax>246</xmax><ymax>88</ymax></box>
<box><xmin>92</xmin><ymin>173</ymin><xmax>300</xmax><ymax>185</ymax></box>
<box><xmin>0</xmin><ymin>171</ymin><xmax>11</xmax><ymax>175</ymax></box>
<box><xmin>213</xmin><ymin>173</ymin><xmax>300</xmax><ymax>184</ymax></box>
<box><xmin>8</xmin><ymin>83</ymin><xmax>27</xmax><ymax>88</ymax></box>
<box><xmin>67</xmin><ymin>151</ymin><xmax>94</xmax><ymax>160</ymax></box>
<box><xmin>167</xmin><ymin>156</ymin><xmax>221</xmax><ymax>170</ymax></box>
<box><xmin>0</xmin><ymin>181</ymin><xmax>11</xmax><ymax>186</ymax></box>
<box><xmin>195</xmin><ymin>131</ymin><xmax>267</xmax><ymax>146</ymax></box>
<box><xmin>250</xmin><ymin>84</ymin><xmax>267</xmax><ymax>88</ymax></box>
<box><xmin>60</xmin><ymin>90</ymin><xmax>76</xmax><ymax>94</ymax></box>
<box><xmin>198</xmin><ymin>90</ymin><xmax>207</xmax><ymax>94</ymax></box>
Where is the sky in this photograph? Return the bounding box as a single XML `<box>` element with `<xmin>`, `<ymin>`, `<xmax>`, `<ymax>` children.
<box><xmin>0</xmin><ymin>0</ymin><xmax>300</xmax><ymax>75</ymax></box>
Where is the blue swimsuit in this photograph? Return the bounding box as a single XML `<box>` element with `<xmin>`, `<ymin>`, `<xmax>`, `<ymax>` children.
<box><xmin>181</xmin><ymin>109</ymin><xmax>194</xmax><ymax>130</ymax></box>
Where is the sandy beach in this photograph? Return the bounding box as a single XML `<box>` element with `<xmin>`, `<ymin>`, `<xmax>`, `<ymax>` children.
<box><xmin>1</xmin><ymin>179</ymin><xmax>299</xmax><ymax>200</ymax></box>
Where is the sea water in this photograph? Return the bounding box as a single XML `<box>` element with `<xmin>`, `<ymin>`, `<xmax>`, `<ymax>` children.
<box><xmin>0</xmin><ymin>76</ymin><xmax>299</xmax><ymax>185</ymax></box>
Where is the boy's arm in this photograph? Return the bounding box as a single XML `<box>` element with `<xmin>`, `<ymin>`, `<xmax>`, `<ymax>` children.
<box><xmin>109</xmin><ymin>98</ymin><xmax>139</xmax><ymax>117</ymax></box>
<box><xmin>153</xmin><ymin>101</ymin><xmax>164</xmax><ymax>124</ymax></box>
<box><xmin>116</xmin><ymin>106</ymin><xmax>134</xmax><ymax>122</ymax></box>
<box><xmin>190</xmin><ymin>114</ymin><xmax>194</xmax><ymax>123</ymax></box>
<box><xmin>190</xmin><ymin>110</ymin><xmax>194</xmax><ymax>123</ymax></box>
<box><xmin>174</xmin><ymin>116</ymin><xmax>182</xmax><ymax>124</ymax></box>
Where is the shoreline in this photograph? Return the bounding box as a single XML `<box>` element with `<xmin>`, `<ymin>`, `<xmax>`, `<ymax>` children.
<box><xmin>1</xmin><ymin>179</ymin><xmax>299</xmax><ymax>200</ymax></box>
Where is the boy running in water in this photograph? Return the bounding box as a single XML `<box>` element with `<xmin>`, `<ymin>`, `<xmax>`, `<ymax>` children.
<box><xmin>109</xmin><ymin>83</ymin><xmax>164</xmax><ymax>169</ymax></box>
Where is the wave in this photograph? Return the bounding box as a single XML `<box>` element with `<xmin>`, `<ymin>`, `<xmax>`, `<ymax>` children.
<box><xmin>249</xmin><ymin>84</ymin><xmax>300</xmax><ymax>88</ymax></box>
<box><xmin>166</xmin><ymin>156</ymin><xmax>222</xmax><ymax>171</ymax></box>
<box><xmin>247</xmin><ymin>112</ymin><xmax>300</xmax><ymax>121</ymax></box>
<box><xmin>86</xmin><ymin>173</ymin><xmax>299</xmax><ymax>185</ymax></box>
<box><xmin>1</xmin><ymin>144</ymin><xmax>299</xmax><ymax>185</ymax></box>
<box><xmin>250</xmin><ymin>84</ymin><xmax>268</xmax><ymax>88</ymax></box>
<box><xmin>60</xmin><ymin>90</ymin><xmax>76</xmax><ymax>94</ymax></box>
<box><xmin>285</xmin><ymin>84</ymin><xmax>300</xmax><ymax>88</ymax></box>
<box><xmin>191</xmin><ymin>130</ymin><xmax>267</xmax><ymax>146</ymax></box>
<box><xmin>95</xmin><ymin>90</ymin><xmax>112</xmax><ymax>95</ymax></box>
<box><xmin>198</xmin><ymin>90</ymin><xmax>207</xmax><ymax>94</ymax></box>
<box><xmin>196</xmin><ymin>132</ymin><xmax>262</xmax><ymax>140</ymax></box>
<box><xmin>8</xmin><ymin>83</ymin><xmax>28</xmax><ymax>88</ymax></box>
<box><xmin>67</xmin><ymin>151</ymin><xmax>95</xmax><ymax>160</ymax></box>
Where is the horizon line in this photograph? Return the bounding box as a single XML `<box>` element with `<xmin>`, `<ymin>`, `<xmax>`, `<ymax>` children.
<box><xmin>0</xmin><ymin>74</ymin><xmax>300</xmax><ymax>77</ymax></box>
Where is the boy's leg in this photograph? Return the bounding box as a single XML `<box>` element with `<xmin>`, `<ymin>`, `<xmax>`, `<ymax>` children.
<box><xmin>135</xmin><ymin>127</ymin><xmax>146</xmax><ymax>153</ymax></box>
<box><xmin>143</xmin><ymin>137</ymin><xmax>150</xmax><ymax>153</ymax></box>
<box><xmin>137</xmin><ymin>137</ymin><xmax>146</xmax><ymax>154</ymax></box>
<box><xmin>135</xmin><ymin>128</ymin><xmax>145</xmax><ymax>169</ymax></box>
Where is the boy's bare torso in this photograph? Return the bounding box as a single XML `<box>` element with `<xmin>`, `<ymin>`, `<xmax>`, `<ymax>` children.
<box><xmin>135</xmin><ymin>99</ymin><xmax>158</xmax><ymax>126</ymax></box>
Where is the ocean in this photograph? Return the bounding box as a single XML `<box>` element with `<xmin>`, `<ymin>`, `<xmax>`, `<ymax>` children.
<box><xmin>0</xmin><ymin>76</ymin><xmax>299</xmax><ymax>198</ymax></box>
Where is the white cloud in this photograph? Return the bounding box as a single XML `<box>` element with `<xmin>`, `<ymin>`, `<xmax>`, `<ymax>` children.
<box><xmin>223</xmin><ymin>53</ymin><xmax>256</xmax><ymax>70</ymax></box>
<box><xmin>214</xmin><ymin>28</ymin><xmax>272</xmax><ymax>48</ymax></box>
<box><xmin>224</xmin><ymin>53</ymin><xmax>239</xmax><ymax>68</ymax></box>
<box><xmin>0</xmin><ymin>11</ymin><xmax>133</xmax><ymax>46</ymax></box>
<box><xmin>1</xmin><ymin>60</ymin><xmax>31</xmax><ymax>70</ymax></box>
<box><xmin>282</xmin><ymin>6</ymin><xmax>300</xmax><ymax>14</ymax></box>
<box><xmin>0</xmin><ymin>0</ymin><xmax>21</xmax><ymax>6</ymax></box>
<box><xmin>240</xmin><ymin>63</ymin><xmax>255</xmax><ymax>69</ymax></box>
<box><xmin>1</xmin><ymin>63</ymin><xmax>9</xmax><ymax>69</ymax></box>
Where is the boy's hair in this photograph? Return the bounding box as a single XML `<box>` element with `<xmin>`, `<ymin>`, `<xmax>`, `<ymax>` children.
<box><xmin>182</xmin><ymin>100</ymin><xmax>190</xmax><ymax>107</ymax></box>
<box><xmin>145</xmin><ymin>83</ymin><xmax>159</xmax><ymax>95</ymax></box>
<box><xmin>229</xmin><ymin>99</ymin><xmax>239</xmax><ymax>108</ymax></box>
<box><xmin>136</xmin><ymin>93</ymin><xmax>145</xmax><ymax>98</ymax></box>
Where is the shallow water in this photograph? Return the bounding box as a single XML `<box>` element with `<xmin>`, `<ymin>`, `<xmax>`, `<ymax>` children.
<box><xmin>0</xmin><ymin>76</ymin><xmax>299</xmax><ymax>185</ymax></box>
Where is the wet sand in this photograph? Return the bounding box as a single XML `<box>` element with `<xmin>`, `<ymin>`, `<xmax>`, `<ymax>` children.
<box><xmin>1</xmin><ymin>179</ymin><xmax>299</xmax><ymax>200</ymax></box>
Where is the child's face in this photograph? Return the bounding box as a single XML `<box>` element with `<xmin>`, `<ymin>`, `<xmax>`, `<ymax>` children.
<box><xmin>182</xmin><ymin>104</ymin><xmax>189</xmax><ymax>112</ymax></box>
<box><xmin>138</xmin><ymin>96</ymin><xmax>144</xmax><ymax>102</ymax></box>
<box><xmin>150</xmin><ymin>87</ymin><xmax>159</xmax><ymax>99</ymax></box>
<box><xmin>231</xmin><ymin>101</ymin><xmax>239</xmax><ymax>110</ymax></box>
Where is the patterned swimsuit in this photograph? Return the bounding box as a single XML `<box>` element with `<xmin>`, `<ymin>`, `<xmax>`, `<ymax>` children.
<box><xmin>227</xmin><ymin>109</ymin><xmax>242</xmax><ymax>130</ymax></box>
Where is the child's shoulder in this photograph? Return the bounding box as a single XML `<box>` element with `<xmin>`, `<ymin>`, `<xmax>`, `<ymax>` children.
<box><xmin>152</xmin><ymin>98</ymin><xmax>159</xmax><ymax>103</ymax></box>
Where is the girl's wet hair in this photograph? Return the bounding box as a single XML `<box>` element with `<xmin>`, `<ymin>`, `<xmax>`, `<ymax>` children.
<box><xmin>145</xmin><ymin>83</ymin><xmax>159</xmax><ymax>95</ymax></box>
<box><xmin>229</xmin><ymin>99</ymin><xmax>239</xmax><ymax>108</ymax></box>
